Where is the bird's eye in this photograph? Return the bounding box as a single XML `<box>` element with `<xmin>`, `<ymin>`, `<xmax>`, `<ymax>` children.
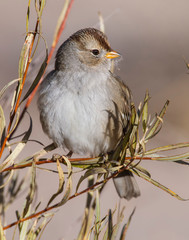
<box><xmin>91</xmin><ymin>49</ymin><xmax>100</xmax><ymax>56</ymax></box>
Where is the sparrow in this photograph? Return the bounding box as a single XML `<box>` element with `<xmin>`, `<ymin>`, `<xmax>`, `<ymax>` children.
<box><xmin>37</xmin><ymin>28</ymin><xmax>140</xmax><ymax>200</ymax></box>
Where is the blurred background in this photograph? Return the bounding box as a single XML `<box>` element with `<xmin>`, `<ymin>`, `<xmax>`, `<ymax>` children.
<box><xmin>1</xmin><ymin>0</ymin><xmax>189</xmax><ymax>239</ymax></box>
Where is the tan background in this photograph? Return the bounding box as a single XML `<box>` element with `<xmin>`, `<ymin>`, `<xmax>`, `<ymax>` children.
<box><xmin>1</xmin><ymin>0</ymin><xmax>189</xmax><ymax>239</ymax></box>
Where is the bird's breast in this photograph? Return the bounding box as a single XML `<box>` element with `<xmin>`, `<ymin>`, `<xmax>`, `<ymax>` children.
<box><xmin>39</xmin><ymin>70</ymin><xmax>123</xmax><ymax>157</ymax></box>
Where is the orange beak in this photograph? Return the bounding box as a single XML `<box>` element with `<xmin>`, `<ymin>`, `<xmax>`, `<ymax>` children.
<box><xmin>105</xmin><ymin>51</ymin><xmax>120</xmax><ymax>59</ymax></box>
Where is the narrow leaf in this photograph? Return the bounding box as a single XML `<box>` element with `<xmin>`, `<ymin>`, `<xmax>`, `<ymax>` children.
<box><xmin>142</xmin><ymin>90</ymin><xmax>149</xmax><ymax>133</ymax></box>
<box><xmin>0</xmin><ymin>105</ymin><xmax>6</xmax><ymax>145</ymax></box>
<box><xmin>120</xmin><ymin>208</ymin><xmax>136</xmax><ymax>240</ymax></box>
<box><xmin>18</xmin><ymin>33</ymin><xmax>34</xmax><ymax>80</ymax></box>
<box><xmin>151</xmin><ymin>152</ymin><xmax>189</xmax><ymax>162</ymax></box>
<box><xmin>144</xmin><ymin>142</ymin><xmax>189</xmax><ymax>156</ymax></box>
<box><xmin>108</xmin><ymin>210</ymin><xmax>113</xmax><ymax>240</ymax></box>
<box><xmin>26</xmin><ymin>0</ymin><xmax>31</xmax><ymax>32</ymax></box>
<box><xmin>52</xmin><ymin>0</ymin><xmax>70</xmax><ymax>47</ymax></box>
<box><xmin>21</xmin><ymin>48</ymin><xmax>48</xmax><ymax>103</ymax></box>
<box><xmin>0</xmin><ymin>113</ymin><xmax>32</xmax><ymax>171</ymax></box>
<box><xmin>22</xmin><ymin>162</ymin><xmax>36</xmax><ymax>218</ymax></box>
<box><xmin>47</xmin><ymin>158</ymin><xmax>65</xmax><ymax>207</ymax></box>
<box><xmin>19</xmin><ymin>162</ymin><xmax>36</xmax><ymax>239</ymax></box>
<box><xmin>145</xmin><ymin>100</ymin><xmax>169</xmax><ymax>140</ymax></box>
<box><xmin>0</xmin><ymin>170</ymin><xmax>14</xmax><ymax>189</ymax></box>
<box><xmin>132</xmin><ymin>169</ymin><xmax>188</xmax><ymax>201</ymax></box>
<box><xmin>57</xmin><ymin>156</ymin><xmax>72</xmax><ymax>206</ymax></box>
<box><xmin>38</xmin><ymin>0</ymin><xmax>46</xmax><ymax>17</ymax></box>
<box><xmin>76</xmin><ymin>168</ymin><xmax>107</xmax><ymax>193</ymax></box>
<box><xmin>0</xmin><ymin>78</ymin><xmax>20</xmax><ymax>100</ymax></box>
<box><xmin>0</xmin><ymin>217</ymin><xmax>6</xmax><ymax>240</ymax></box>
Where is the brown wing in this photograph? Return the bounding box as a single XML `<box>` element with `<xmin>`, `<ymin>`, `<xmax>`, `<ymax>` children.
<box><xmin>109</xmin><ymin>73</ymin><xmax>132</xmax><ymax>134</ymax></box>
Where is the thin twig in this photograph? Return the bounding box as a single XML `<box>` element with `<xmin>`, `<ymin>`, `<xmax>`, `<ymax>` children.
<box><xmin>3</xmin><ymin>167</ymin><xmax>126</xmax><ymax>231</ymax></box>
<box><xmin>25</xmin><ymin>0</ymin><xmax>74</xmax><ymax>109</ymax></box>
<box><xmin>4</xmin><ymin>0</ymin><xmax>75</xmax><ymax>145</ymax></box>
<box><xmin>1</xmin><ymin>156</ymin><xmax>153</xmax><ymax>173</ymax></box>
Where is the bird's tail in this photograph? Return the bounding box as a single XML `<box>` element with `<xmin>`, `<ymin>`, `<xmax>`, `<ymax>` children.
<box><xmin>113</xmin><ymin>170</ymin><xmax>140</xmax><ymax>200</ymax></box>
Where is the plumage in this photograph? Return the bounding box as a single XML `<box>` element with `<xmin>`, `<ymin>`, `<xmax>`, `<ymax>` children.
<box><xmin>38</xmin><ymin>28</ymin><xmax>140</xmax><ymax>199</ymax></box>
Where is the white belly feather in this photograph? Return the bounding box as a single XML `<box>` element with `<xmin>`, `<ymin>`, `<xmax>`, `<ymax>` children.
<box><xmin>38</xmin><ymin>70</ymin><xmax>122</xmax><ymax>157</ymax></box>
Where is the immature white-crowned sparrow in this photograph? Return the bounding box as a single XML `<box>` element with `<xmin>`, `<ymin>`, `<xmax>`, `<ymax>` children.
<box><xmin>38</xmin><ymin>28</ymin><xmax>140</xmax><ymax>200</ymax></box>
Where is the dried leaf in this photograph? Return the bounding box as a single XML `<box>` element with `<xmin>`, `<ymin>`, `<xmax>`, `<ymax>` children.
<box><xmin>22</xmin><ymin>162</ymin><xmax>36</xmax><ymax>218</ymax></box>
<box><xmin>108</xmin><ymin>210</ymin><xmax>113</xmax><ymax>239</ymax></box>
<box><xmin>12</xmin><ymin>33</ymin><xmax>34</xmax><ymax>111</ymax></box>
<box><xmin>129</xmin><ymin>103</ymin><xmax>139</xmax><ymax>154</ymax></box>
<box><xmin>19</xmin><ymin>205</ymin><xmax>31</xmax><ymax>240</ymax></box>
<box><xmin>142</xmin><ymin>90</ymin><xmax>150</xmax><ymax>133</ymax></box>
<box><xmin>0</xmin><ymin>78</ymin><xmax>20</xmax><ymax>101</ymax></box>
<box><xmin>77</xmin><ymin>179</ymin><xmax>95</xmax><ymax>240</ymax></box>
<box><xmin>47</xmin><ymin>158</ymin><xmax>65</xmax><ymax>207</ymax></box>
<box><xmin>0</xmin><ymin>170</ymin><xmax>14</xmax><ymax>189</ymax></box>
<box><xmin>52</xmin><ymin>0</ymin><xmax>70</xmax><ymax>47</ymax></box>
<box><xmin>133</xmin><ymin>164</ymin><xmax>151</xmax><ymax>178</ymax></box>
<box><xmin>26</xmin><ymin>0</ymin><xmax>31</xmax><ymax>32</ymax></box>
<box><xmin>151</xmin><ymin>152</ymin><xmax>189</xmax><ymax>162</ymax></box>
<box><xmin>37</xmin><ymin>213</ymin><xmax>54</xmax><ymax>240</ymax></box>
<box><xmin>18</xmin><ymin>33</ymin><xmax>34</xmax><ymax>80</ymax></box>
<box><xmin>19</xmin><ymin>163</ymin><xmax>36</xmax><ymax>239</ymax></box>
<box><xmin>98</xmin><ymin>11</ymin><xmax>105</xmax><ymax>33</ymax></box>
<box><xmin>144</xmin><ymin>142</ymin><xmax>189</xmax><ymax>156</ymax></box>
<box><xmin>57</xmin><ymin>156</ymin><xmax>72</xmax><ymax>207</ymax></box>
<box><xmin>120</xmin><ymin>208</ymin><xmax>136</xmax><ymax>240</ymax></box>
<box><xmin>0</xmin><ymin>105</ymin><xmax>6</xmax><ymax>145</ymax></box>
<box><xmin>76</xmin><ymin>168</ymin><xmax>107</xmax><ymax>193</ymax></box>
<box><xmin>0</xmin><ymin>113</ymin><xmax>32</xmax><ymax>171</ymax></box>
<box><xmin>145</xmin><ymin>100</ymin><xmax>169</xmax><ymax>140</ymax></box>
<box><xmin>36</xmin><ymin>0</ymin><xmax>46</xmax><ymax>17</ymax></box>
<box><xmin>103</xmin><ymin>207</ymin><xmax>122</xmax><ymax>240</ymax></box>
<box><xmin>21</xmin><ymin>46</ymin><xmax>48</xmax><ymax>103</ymax></box>
<box><xmin>132</xmin><ymin>169</ymin><xmax>188</xmax><ymax>201</ymax></box>
<box><xmin>26</xmin><ymin>218</ymin><xmax>38</xmax><ymax>240</ymax></box>
<box><xmin>0</xmin><ymin>217</ymin><xmax>6</xmax><ymax>240</ymax></box>
<box><xmin>95</xmin><ymin>190</ymin><xmax>101</xmax><ymax>237</ymax></box>
<box><xmin>25</xmin><ymin>212</ymin><xmax>53</xmax><ymax>240</ymax></box>
<box><xmin>70</xmin><ymin>157</ymin><xmax>101</xmax><ymax>168</ymax></box>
